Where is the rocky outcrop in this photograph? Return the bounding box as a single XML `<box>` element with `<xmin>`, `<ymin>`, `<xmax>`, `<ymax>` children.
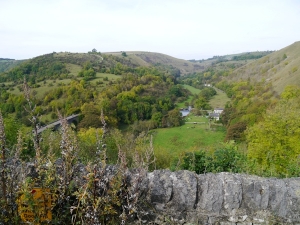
<box><xmin>137</xmin><ymin>170</ymin><xmax>300</xmax><ymax>224</ymax></box>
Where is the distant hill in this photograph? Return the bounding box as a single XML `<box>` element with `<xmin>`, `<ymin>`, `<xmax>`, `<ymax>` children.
<box><xmin>0</xmin><ymin>50</ymin><xmax>275</xmax><ymax>81</ymax></box>
<box><xmin>1</xmin><ymin>45</ymin><xmax>293</xmax><ymax>91</ymax></box>
<box><xmin>103</xmin><ymin>51</ymin><xmax>205</xmax><ymax>75</ymax></box>
<box><xmin>227</xmin><ymin>41</ymin><xmax>300</xmax><ymax>94</ymax></box>
<box><xmin>187</xmin><ymin>51</ymin><xmax>273</xmax><ymax>72</ymax></box>
<box><xmin>0</xmin><ymin>58</ymin><xmax>26</xmax><ymax>73</ymax></box>
<box><xmin>103</xmin><ymin>51</ymin><xmax>273</xmax><ymax>76</ymax></box>
<box><xmin>0</xmin><ymin>51</ymin><xmax>208</xmax><ymax>84</ymax></box>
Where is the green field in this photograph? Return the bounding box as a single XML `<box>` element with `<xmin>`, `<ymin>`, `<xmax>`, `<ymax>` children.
<box><xmin>91</xmin><ymin>72</ymin><xmax>121</xmax><ymax>84</ymax></box>
<box><xmin>182</xmin><ymin>84</ymin><xmax>201</xmax><ymax>95</ymax></box>
<box><xmin>152</xmin><ymin>115</ymin><xmax>226</xmax><ymax>168</ymax></box>
<box><xmin>176</xmin><ymin>84</ymin><xmax>201</xmax><ymax>108</ymax></box>
<box><xmin>209</xmin><ymin>87</ymin><xmax>230</xmax><ymax>109</ymax></box>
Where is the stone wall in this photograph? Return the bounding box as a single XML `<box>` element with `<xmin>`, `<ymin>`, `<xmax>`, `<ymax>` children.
<box><xmin>136</xmin><ymin>170</ymin><xmax>300</xmax><ymax>224</ymax></box>
<box><xmin>9</xmin><ymin>162</ymin><xmax>300</xmax><ymax>224</ymax></box>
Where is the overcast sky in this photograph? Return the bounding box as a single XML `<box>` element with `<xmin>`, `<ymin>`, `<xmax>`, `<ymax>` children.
<box><xmin>1</xmin><ymin>0</ymin><xmax>299</xmax><ymax>60</ymax></box>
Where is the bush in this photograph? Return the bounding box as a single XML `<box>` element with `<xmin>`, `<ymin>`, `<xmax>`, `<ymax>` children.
<box><xmin>178</xmin><ymin>142</ymin><xmax>246</xmax><ymax>174</ymax></box>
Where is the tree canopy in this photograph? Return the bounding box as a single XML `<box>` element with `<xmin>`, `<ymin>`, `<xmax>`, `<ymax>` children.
<box><xmin>246</xmin><ymin>86</ymin><xmax>300</xmax><ymax>177</ymax></box>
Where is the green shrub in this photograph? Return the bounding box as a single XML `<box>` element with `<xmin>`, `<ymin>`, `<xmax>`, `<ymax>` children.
<box><xmin>178</xmin><ymin>142</ymin><xmax>246</xmax><ymax>174</ymax></box>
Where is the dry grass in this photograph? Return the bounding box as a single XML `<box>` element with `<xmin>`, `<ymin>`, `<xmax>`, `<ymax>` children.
<box><xmin>209</xmin><ymin>87</ymin><xmax>230</xmax><ymax>109</ymax></box>
<box><xmin>229</xmin><ymin>41</ymin><xmax>300</xmax><ymax>94</ymax></box>
<box><xmin>66</xmin><ymin>63</ymin><xmax>82</xmax><ymax>76</ymax></box>
<box><xmin>103</xmin><ymin>51</ymin><xmax>205</xmax><ymax>75</ymax></box>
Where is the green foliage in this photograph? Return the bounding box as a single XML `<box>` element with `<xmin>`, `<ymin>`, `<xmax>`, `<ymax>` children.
<box><xmin>225</xmin><ymin>121</ymin><xmax>247</xmax><ymax>142</ymax></box>
<box><xmin>181</xmin><ymin>150</ymin><xmax>207</xmax><ymax>174</ymax></box>
<box><xmin>281</xmin><ymin>85</ymin><xmax>300</xmax><ymax>100</ymax></box>
<box><xmin>232</xmin><ymin>52</ymin><xmax>271</xmax><ymax>61</ymax></box>
<box><xmin>220</xmin><ymin>80</ymin><xmax>277</xmax><ymax>142</ymax></box>
<box><xmin>179</xmin><ymin>141</ymin><xmax>246</xmax><ymax>173</ymax></box>
<box><xmin>291</xmin><ymin>66</ymin><xmax>298</xmax><ymax>73</ymax></box>
<box><xmin>151</xmin><ymin>112</ymin><xmax>163</xmax><ymax>128</ymax></box>
<box><xmin>166</xmin><ymin>108</ymin><xmax>183</xmax><ymax>127</ymax></box>
<box><xmin>0</xmin><ymin>59</ymin><xmax>25</xmax><ymax>73</ymax></box>
<box><xmin>0</xmin><ymin>53</ymin><xmax>189</xmax><ymax>130</ymax></box>
<box><xmin>0</xmin><ymin>102</ymin><xmax>152</xmax><ymax>224</ymax></box>
<box><xmin>78</xmin><ymin>62</ymin><xmax>96</xmax><ymax>81</ymax></box>
<box><xmin>282</xmin><ymin>53</ymin><xmax>287</xmax><ymax>60</ymax></box>
<box><xmin>168</xmin><ymin>84</ymin><xmax>183</xmax><ymax>98</ymax></box>
<box><xmin>194</xmin><ymin>96</ymin><xmax>210</xmax><ymax>110</ymax></box>
<box><xmin>0</xmin><ymin>53</ymin><xmax>68</xmax><ymax>83</ymax></box>
<box><xmin>200</xmin><ymin>87</ymin><xmax>217</xmax><ymax>99</ymax></box>
<box><xmin>77</xmin><ymin>127</ymin><xmax>102</xmax><ymax>162</ymax></box>
<box><xmin>3</xmin><ymin>116</ymin><xmax>22</xmax><ymax>148</ymax></box>
<box><xmin>209</xmin><ymin>143</ymin><xmax>245</xmax><ymax>173</ymax></box>
<box><xmin>246</xmin><ymin>88</ymin><xmax>300</xmax><ymax>177</ymax></box>
<box><xmin>188</xmin><ymin>87</ymin><xmax>217</xmax><ymax>110</ymax></box>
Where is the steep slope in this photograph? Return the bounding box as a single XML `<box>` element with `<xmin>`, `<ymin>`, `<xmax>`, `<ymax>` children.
<box><xmin>228</xmin><ymin>41</ymin><xmax>300</xmax><ymax>94</ymax></box>
<box><xmin>103</xmin><ymin>51</ymin><xmax>205</xmax><ymax>74</ymax></box>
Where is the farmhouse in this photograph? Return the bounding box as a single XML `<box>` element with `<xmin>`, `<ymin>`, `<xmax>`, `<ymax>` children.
<box><xmin>209</xmin><ymin>112</ymin><xmax>221</xmax><ymax>121</ymax></box>
<box><xmin>209</xmin><ymin>108</ymin><xmax>224</xmax><ymax>121</ymax></box>
<box><xmin>213</xmin><ymin>108</ymin><xmax>224</xmax><ymax>114</ymax></box>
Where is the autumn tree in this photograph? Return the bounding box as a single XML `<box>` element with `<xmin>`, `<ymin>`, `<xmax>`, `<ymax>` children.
<box><xmin>166</xmin><ymin>108</ymin><xmax>183</xmax><ymax>127</ymax></box>
<box><xmin>246</xmin><ymin>88</ymin><xmax>300</xmax><ymax>177</ymax></box>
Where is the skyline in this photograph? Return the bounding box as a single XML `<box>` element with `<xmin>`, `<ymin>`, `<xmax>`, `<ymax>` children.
<box><xmin>1</xmin><ymin>0</ymin><xmax>300</xmax><ymax>60</ymax></box>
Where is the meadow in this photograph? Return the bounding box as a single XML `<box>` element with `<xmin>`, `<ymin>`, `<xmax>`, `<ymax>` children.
<box><xmin>209</xmin><ymin>87</ymin><xmax>230</xmax><ymax>109</ymax></box>
<box><xmin>152</xmin><ymin>114</ymin><xmax>226</xmax><ymax>168</ymax></box>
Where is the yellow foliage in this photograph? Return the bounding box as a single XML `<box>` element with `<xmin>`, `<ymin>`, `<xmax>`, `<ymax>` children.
<box><xmin>78</xmin><ymin>127</ymin><xmax>103</xmax><ymax>145</ymax></box>
<box><xmin>246</xmin><ymin>98</ymin><xmax>300</xmax><ymax>176</ymax></box>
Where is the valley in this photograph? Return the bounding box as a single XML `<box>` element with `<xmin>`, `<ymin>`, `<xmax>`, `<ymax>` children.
<box><xmin>1</xmin><ymin>41</ymin><xmax>300</xmax><ymax>225</ymax></box>
<box><xmin>0</xmin><ymin>42</ymin><xmax>300</xmax><ymax>177</ymax></box>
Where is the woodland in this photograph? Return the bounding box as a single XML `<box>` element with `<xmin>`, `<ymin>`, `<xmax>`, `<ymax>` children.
<box><xmin>0</xmin><ymin>43</ymin><xmax>300</xmax><ymax>223</ymax></box>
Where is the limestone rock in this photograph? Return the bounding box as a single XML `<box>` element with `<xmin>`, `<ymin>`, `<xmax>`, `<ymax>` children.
<box><xmin>138</xmin><ymin>171</ymin><xmax>300</xmax><ymax>224</ymax></box>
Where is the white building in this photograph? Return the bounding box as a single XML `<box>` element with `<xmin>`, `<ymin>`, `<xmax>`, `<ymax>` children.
<box><xmin>213</xmin><ymin>108</ymin><xmax>224</xmax><ymax>114</ymax></box>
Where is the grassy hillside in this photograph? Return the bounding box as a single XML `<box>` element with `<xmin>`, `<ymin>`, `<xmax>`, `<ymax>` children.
<box><xmin>188</xmin><ymin>51</ymin><xmax>273</xmax><ymax>72</ymax></box>
<box><xmin>228</xmin><ymin>41</ymin><xmax>300</xmax><ymax>94</ymax></box>
<box><xmin>104</xmin><ymin>51</ymin><xmax>272</xmax><ymax>76</ymax></box>
<box><xmin>104</xmin><ymin>51</ymin><xmax>205</xmax><ymax>75</ymax></box>
<box><xmin>209</xmin><ymin>87</ymin><xmax>230</xmax><ymax>109</ymax></box>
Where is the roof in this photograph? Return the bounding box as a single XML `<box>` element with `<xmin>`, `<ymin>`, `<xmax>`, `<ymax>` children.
<box><xmin>209</xmin><ymin>113</ymin><xmax>220</xmax><ymax>118</ymax></box>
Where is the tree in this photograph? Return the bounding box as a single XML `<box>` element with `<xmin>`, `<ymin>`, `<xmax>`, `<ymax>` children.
<box><xmin>167</xmin><ymin>108</ymin><xmax>183</xmax><ymax>127</ymax></box>
<box><xmin>194</xmin><ymin>96</ymin><xmax>210</xmax><ymax>110</ymax></box>
<box><xmin>77</xmin><ymin>127</ymin><xmax>102</xmax><ymax>162</ymax></box>
<box><xmin>151</xmin><ymin>112</ymin><xmax>163</xmax><ymax>128</ymax></box>
<box><xmin>225</xmin><ymin>121</ymin><xmax>247</xmax><ymax>142</ymax></box>
<box><xmin>246</xmin><ymin>98</ymin><xmax>300</xmax><ymax>177</ymax></box>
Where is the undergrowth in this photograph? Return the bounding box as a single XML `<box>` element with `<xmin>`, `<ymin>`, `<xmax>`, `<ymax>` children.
<box><xmin>0</xmin><ymin>79</ymin><xmax>153</xmax><ymax>224</ymax></box>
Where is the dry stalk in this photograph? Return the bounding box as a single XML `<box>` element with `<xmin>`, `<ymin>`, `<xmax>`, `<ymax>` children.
<box><xmin>0</xmin><ymin>110</ymin><xmax>7</xmax><ymax>204</ymax></box>
<box><xmin>58</xmin><ymin>111</ymin><xmax>78</xmax><ymax>193</ymax></box>
<box><xmin>23</xmin><ymin>78</ymin><xmax>41</xmax><ymax>165</ymax></box>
